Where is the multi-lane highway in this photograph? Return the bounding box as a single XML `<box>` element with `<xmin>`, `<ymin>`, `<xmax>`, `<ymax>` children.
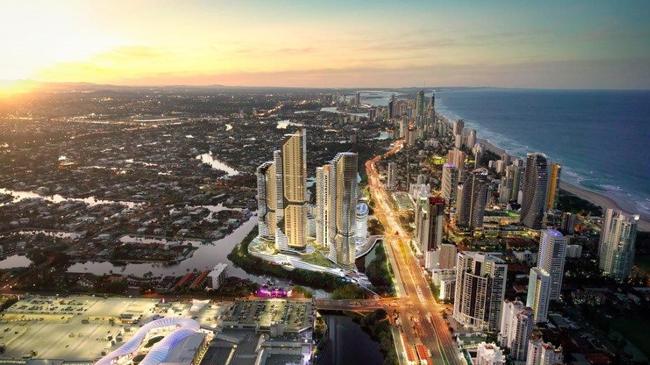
<box><xmin>364</xmin><ymin>140</ymin><xmax>463</xmax><ymax>365</ymax></box>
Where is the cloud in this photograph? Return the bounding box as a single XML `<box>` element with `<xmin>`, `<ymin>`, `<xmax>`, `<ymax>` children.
<box><xmin>101</xmin><ymin>57</ymin><xmax>650</xmax><ymax>89</ymax></box>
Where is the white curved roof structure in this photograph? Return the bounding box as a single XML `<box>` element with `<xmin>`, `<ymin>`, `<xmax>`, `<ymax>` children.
<box><xmin>140</xmin><ymin>328</ymin><xmax>199</xmax><ymax>365</ymax></box>
<box><xmin>95</xmin><ymin>317</ymin><xmax>200</xmax><ymax>365</ymax></box>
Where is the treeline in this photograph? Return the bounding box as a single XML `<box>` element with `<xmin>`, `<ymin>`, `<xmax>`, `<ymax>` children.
<box><xmin>557</xmin><ymin>190</ymin><xmax>602</xmax><ymax>216</ymax></box>
<box><xmin>358</xmin><ymin>309</ymin><xmax>399</xmax><ymax>365</ymax></box>
<box><xmin>228</xmin><ymin>228</ymin><xmax>348</xmax><ymax>292</ymax></box>
<box><xmin>366</xmin><ymin>243</ymin><xmax>395</xmax><ymax>296</ymax></box>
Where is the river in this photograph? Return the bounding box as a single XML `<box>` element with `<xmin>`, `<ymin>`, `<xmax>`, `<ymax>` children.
<box><xmin>67</xmin><ymin>216</ymin><xmax>258</xmax><ymax>280</ymax></box>
<box><xmin>196</xmin><ymin>152</ymin><xmax>240</xmax><ymax>177</ymax></box>
<box><xmin>317</xmin><ymin>314</ymin><xmax>384</xmax><ymax>365</ymax></box>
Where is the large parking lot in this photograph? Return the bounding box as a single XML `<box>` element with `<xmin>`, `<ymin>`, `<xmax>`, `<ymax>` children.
<box><xmin>0</xmin><ymin>296</ymin><xmax>223</xmax><ymax>361</ymax></box>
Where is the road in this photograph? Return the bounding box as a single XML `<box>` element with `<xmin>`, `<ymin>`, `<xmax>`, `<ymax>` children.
<box><xmin>365</xmin><ymin>140</ymin><xmax>463</xmax><ymax>365</ymax></box>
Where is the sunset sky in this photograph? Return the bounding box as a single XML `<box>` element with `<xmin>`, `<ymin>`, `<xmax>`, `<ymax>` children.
<box><xmin>1</xmin><ymin>0</ymin><xmax>649</xmax><ymax>90</ymax></box>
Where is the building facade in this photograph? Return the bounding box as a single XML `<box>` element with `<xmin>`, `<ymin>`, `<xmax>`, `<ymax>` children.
<box><xmin>545</xmin><ymin>163</ymin><xmax>561</xmax><ymax>211</ymax></box>
<box><xmin>453</xmin><ymin>252</ymin><xmax>508</xmax><ymax>331</ymax></box>
<box><xmin>281</xmin><ymin>129</ymin><xmax>308</xmax><ymax>250</ymax></box>
<box><xmin>520</xmin><ymin>153</ymin><xmax>548</xmax><ymax>229</ymax></box>
<box><xmin>599</xmin><ymin>209</ymin><xmax>639</xmax><ymax>281</ymax></box>
<box><xmin>415</xmin><ymin>196</ymin><xmax>445</xmax><ymax>253</ymax></box>
<box><xmin>441</xmin><ymin>163</ymin><xmax>459</xmax><ymax>205</ymax></box>
<box><xmin>526</xmin><ymin>337</ymin><xmax>563</xmax><ymax>365</ymax></box>
<box><xmin>537</xmin><ymin>229</ymin><xmax>567</xmax><ymax>301</ymax></box>
<box><xmin>499</xmin><ymin>300</ymin><xmax>534</xmax><ymax>361</ymax></box>
<box><xmin>526</xmin><ymin>267</ymin><xmax>551</xmax><ymax>323</ymax></box>
<box><xmin>456</xmin><ymin>168</ymin><xmax>489</xmax><ymax>230</ymax></box>
<box><xmin>332</xmin><ymin>152</ymin><xmax>359</xmax><ymax>267</ymax></box>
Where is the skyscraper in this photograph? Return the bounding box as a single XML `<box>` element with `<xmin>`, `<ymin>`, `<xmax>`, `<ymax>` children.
<box><xmin>499</xmin><ymin>164</ymin><xmax>521</xmax><ymax>203</ymax></box>
<box><xmin>281</xmin><ymin>129</ymin><xmax>308</xmax><ymax>250</ymax></box>
<box><xmin>315</xmin><ymin>164</ymin><xmax>333</xmax><ymax>247</ymax></box>
<box><xmin>526</xmin><ymin>267</ymin><xmax>551</xmax><ymax>323</ymax></box>
<box><xmin>415</xmin><ymin>90</ymin><xmax>425</xmax><ymax>118</ymax></box>
<box><xmin>454</xmin><ymin>133</ymin><xmax>463</xmax><ymax>149</ymax></box>
<box><xmin>447</xmin><ymin>148</ymin><xmax>465</xmax><ymax>172</ymax></box>
<box><xmin>441</xmin><ymin>163</ymin><xmax>459</xmax><ymax>205</ymax></box>
<box><xmin>521</xmin><ymin>153</ymin><xmax>548</xmax><ymax>229</ymax></box>
<box><xmin>455</xmin><ymin>168</ymin><xmax>489</xmax><ymax>229</ymax></box>
<box><xmin>272</xmin><ymin>150</ymin><xmax>286</xmax><ymax>249</ymax></box>
<box><xmin>388</xmin><ymin>94</ymin><xmax>396</xmax><ymax>119</ymax></box>
<box><xmin>499</xmin><ymin>300</ymin><xmax>534</xmax><ymax>361</ymax></box>
<box><xmin>453</xmin><ymin>252</ymin><xmax>508</xmax><ymax>331</ymax></box>
<box><xmin>256</xmin><ymin>161</ymin><xmax>277</xmax><ymax>240</ymax></box>
<box><xmin>526</xmin><ymin>337</ymin><xmax>563</xmax><ymax>365</ymax></box>
<box><xmin>545</xmin><ymin>163</ymin><xmax>561</xmax><ymax>211</ymax></box>
<box><xmin>428</xmin><ymin>91</ymin><xmax>436</xmax><ymax>122</ymax></box>
<box><xmin>453</xmin><ymin>119</ymin><xmax>464</xmax><ymax>136</ymax></box>
<box><xmin>466</xmin><ymin>129</ymin><xmax>477</xmax><ymax>149</ymax></box>
<box><xmin>599</xmin><ymin>209</ymin><xmax>639</xmax><ymax>281</ymax></box>
<box><xmin>399</xmin><ymin>116</ymin><xmax>408</xmax><ymax>138</ymax></box>
<box><xmin>407</xmin><ymin>126</ymin><xmax>416</xmax><ymax>146</ymax></box>
<box><xmin>332</xmin><ymin>152</ymin><xmax>359</xmax><ymax>267</ymax></box>
<box><xmin>537</xmin><ymin>229</ymin><xmax>567</xmax><ymax>301</ymax></box>
<box><xmin>355</xmin><ymin>202</ymin><xmax>369</xmax><ymax>244</ymax></box>
<box><xmin>415</xmin><ymin>197</ymin><xmax>445</xmax><ymax>253</ymax></box>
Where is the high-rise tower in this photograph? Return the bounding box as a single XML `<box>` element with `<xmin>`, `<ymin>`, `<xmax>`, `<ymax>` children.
<box><xmin>599</xmin><ymin>209</ymin><xmax>639</xmax><ymax>281</ymax></box>
<box><xmin>332</xmin><ymin>152</ymin><xmax>359</xmax><ymax>267</ymax></box>
<box><xmin>537</xmin><ymin>229</ymin><xmax>567</xmax><ymax>300</ymax></box>
<box><xmin>415</xmin><ymin>90</ymin><xmax>425</xmax><ymax>118</ymax></box>
<box><xmin>281</xmin><ymin>129</ymin><xmax>308</xmax><ymax>250</ymax></box>
<box><xmin>526</xmin><ymin>267</ymin><xmax>551</xmax><ymax>323</ymax></box>
<box><xmin>256</xmin><ymin>161</ymin><xmax>277</xmax><ymax>240</ymax></box>
<box><xmin>315</xmin><ymin>164</ymin><xmax>334</xmax><ymax>247</ymax></box>
<box><xmin>545</xmin><ymin>163</ymin><xmax>561</xmax><ymax>211</ymax></box>
<box><xmin>456</xmin><ymin>168</ymin><xmax>489</xmax><ymax>229</ymax></box>
<box><xmin>415</xmin><ymin>197</ymin><xmax>445</xmax><ymax>253</ymax></box>
<box><xmin>453</xmin><ymin>252</ymin><xmax>508</xmax><ymax>331</ymax></box>
<box><xmin>521</xmin><ymin>153</ymin><xmax>548</xmax><ymax>229</ymax></box>
<box><xmin>441</xmin><ymin>163</ymin><xmax>459</xmax><ymax>205</ymax></box>
<box><xmin>499</xmin><ymin>300</ymin><xmax>534</xmax><ymax>361</ymax></box>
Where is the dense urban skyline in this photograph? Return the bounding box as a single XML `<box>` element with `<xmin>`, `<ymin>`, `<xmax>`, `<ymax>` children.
<box><xmin>0</xmin><ymin>2</ymin><xmax>649</xmax><ymax>364</ymax></box>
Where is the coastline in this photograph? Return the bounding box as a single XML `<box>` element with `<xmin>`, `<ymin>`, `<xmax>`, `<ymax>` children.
<box><xmin>444</xmin><ymin>117</ymin><xmax>650</xmax><ymax>232</ymax></box>
<box><xmin>559</xmin><ymin>181</ymin><xmax>650</xmax><ymax>232</ymax></box>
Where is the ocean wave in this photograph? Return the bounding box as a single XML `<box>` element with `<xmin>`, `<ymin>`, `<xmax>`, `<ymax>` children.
<box><xmin>436</xmin><ymin>95</ymin><xmax>650</xmax><ymax>217</ymax></box>
<box><xmin>436</xmin><ymin>101</ymin><xmax>531</xmax><ymax>159</ymax></box>
<box><xmin>598</xmin><ymin>184</ymin><xmax>623</xmax><ymax>192</ymax></box>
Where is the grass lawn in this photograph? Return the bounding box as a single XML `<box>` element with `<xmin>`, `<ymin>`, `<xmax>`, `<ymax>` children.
<box><xmin>301</xmin><ymin>251</ymin><xmax>336</xmax><ymax>268</ymax></box>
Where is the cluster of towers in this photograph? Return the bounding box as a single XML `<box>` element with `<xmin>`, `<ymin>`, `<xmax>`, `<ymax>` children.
<box><xmin>388</xmin><ymin>90</ymin><xmax>437</xmax><ymax>147</ymax></box>
<box><xmin>314</xmin><ymin>152</ymin><xmax>359</xmax><ymax>267</ymax></box>
<box><xmin>256</xmin><ymin>129</ymin><xmax>308</xmax><ymax>251</ymax></box>
<box><xmin>451</xmin><ymin>230</ymin><xmax>568</xmax><ymax>365</ymax></box>
<box><xmin>256</xmin><ymin>128</ymin><xmax>363</xmax><ymax>268</ymax></box>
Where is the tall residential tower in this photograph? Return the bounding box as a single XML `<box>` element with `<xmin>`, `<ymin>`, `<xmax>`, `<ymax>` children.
<box><xmin>453</xmin><ymin>252</ymin><xmax>508</xmax><ymax>331</ymax></box>
<box><xmin>521</xmin><ymin>153</ymin><xmax>548</xmax><ymax>229</ymax></box>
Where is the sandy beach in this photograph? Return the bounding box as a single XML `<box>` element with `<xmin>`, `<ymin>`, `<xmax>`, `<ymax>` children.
<box><xmin>463</xmin><ymin>121</ymin><xmax>650</xmax><ymax>232</ymax></box>
<box><xmin>559</xmin><ymin>181</ymin><xmax>650</xmax><ymax>232</ymax></box>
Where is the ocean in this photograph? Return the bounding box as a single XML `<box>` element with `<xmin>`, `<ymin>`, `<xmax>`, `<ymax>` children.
<box><xmin>362</xmin><ymin>88</ymin><xmax>650</xmax><ymax>217</ymax></box>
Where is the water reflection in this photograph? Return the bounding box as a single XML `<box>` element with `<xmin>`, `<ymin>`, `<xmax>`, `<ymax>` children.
<box><xmin>0</xmin><ymin>188</ymin><xmax>142</xmax><ymax>208</ymax></box>
<box><xmin>68</xmin><ymin>216</ymin><xmax>258</xmax><ymax>281</ymax></box>
<box><xmin>196</xmin><ymin>152</ymin><xmax>240</xmax><ymax>177</ymax></box>
<box><xmin>0</xmin><ymin>255</ymin><xmax>32</xmax><ymax>269</ymax></box>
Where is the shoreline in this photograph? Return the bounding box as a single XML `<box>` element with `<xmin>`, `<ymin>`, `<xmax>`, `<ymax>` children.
<box><xmin>559</xmin><ymin>181</ymin><xmax>650</xmax><ymax>232</ymax></box>
<box><xmin>438</xmin><ymin>115</ymin><xmax>650</xmax><ymax>232</ymax></box>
